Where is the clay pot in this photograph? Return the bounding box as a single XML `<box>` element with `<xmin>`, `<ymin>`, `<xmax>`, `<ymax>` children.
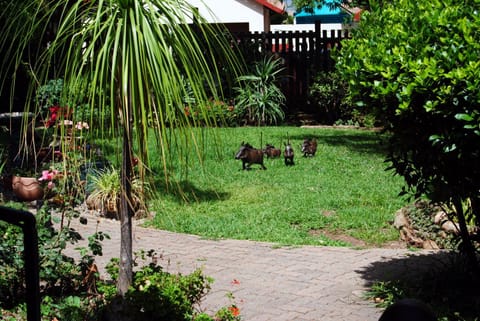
<box><xmin>12</xmin><ymin>176</ymin><xmax>44</xmax><ymax>201</ymax></box>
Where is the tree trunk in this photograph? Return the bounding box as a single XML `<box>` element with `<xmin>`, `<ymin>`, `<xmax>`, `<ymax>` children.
<box><xmin>453</xmin><ymin>197</ymin><xmax>479</xmax><ymax>271</ymax></box>
<box><xmin>117</xmin><ymin>96</ymin><xmax>134</xmax><ymax>296</ymax></box>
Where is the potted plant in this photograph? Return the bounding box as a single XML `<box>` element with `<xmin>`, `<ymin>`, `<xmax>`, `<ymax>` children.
<box><xmin>86</xmin><ymin>166</ymin><xmax>149</xmax><ymax>219</ymax></box>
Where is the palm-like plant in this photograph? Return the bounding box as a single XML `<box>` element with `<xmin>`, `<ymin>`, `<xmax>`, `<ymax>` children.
<box><xmin>1</xmin><ymin>0</ymin><xmax>242</xmax><ymax>295</ymax></box>
<box><xmin>234</xmin><ymin>55</ymin><xmax>286</xmax><ymax>125</ymax></box>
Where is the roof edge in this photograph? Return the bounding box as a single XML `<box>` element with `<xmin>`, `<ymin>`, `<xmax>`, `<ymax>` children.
<box><xmin>255</xmin><ymin>0</ymin><xmax>285</xmax><ymax>14</ymax></box>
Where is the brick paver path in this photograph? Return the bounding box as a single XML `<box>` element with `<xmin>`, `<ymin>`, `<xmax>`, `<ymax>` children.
<box><xmin>64</xmin><ymin>213</ymin><xmax>441</xmax><ymax>321</ymax></box>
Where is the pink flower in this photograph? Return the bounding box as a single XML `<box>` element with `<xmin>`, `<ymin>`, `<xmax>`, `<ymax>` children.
<box><xmin>39</xmin><ymin>169</ymin><xmax>59</xmax><ymax>181</ymax></box>
<box><xmin>47</xmin><ymin>181</ymin><xmax>55</xmax><ymax>189</ymax></box>
<box><xmin>75</xmin><ymin>121</ymin><xmax>89</xmax><ymax>130</ymax></box>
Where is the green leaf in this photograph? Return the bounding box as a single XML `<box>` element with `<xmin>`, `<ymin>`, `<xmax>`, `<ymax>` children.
<box><xmin>454</xmin><ymin>113</ymin><xmax>474</xmax><ymax>121</ymax></box>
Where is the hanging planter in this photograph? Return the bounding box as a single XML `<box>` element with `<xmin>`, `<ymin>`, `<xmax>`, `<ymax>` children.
<box><xmin>12</xmin><ymin>176</ymin><xmax>44</xmax><ymax>201</ymax></box>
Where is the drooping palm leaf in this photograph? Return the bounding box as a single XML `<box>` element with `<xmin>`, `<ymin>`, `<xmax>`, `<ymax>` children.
<box><xmin>1</xmin><ymin>0</ymin><xmax>244</xmax><ymax>294</ymax></box>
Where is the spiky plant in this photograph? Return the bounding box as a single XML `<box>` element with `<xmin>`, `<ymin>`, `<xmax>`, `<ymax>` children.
<box><xmin>1</xmin><ymin>0</ymin><xmax>243</xmax><ymax>295</ymax></box>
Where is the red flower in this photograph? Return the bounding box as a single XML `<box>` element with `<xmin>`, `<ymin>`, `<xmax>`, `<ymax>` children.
<box><xmin>49</xmin><ymin>106</ymin><xmax>61</xmax><ymax>113</ymax></box>
<box><xmin>228</xmin><ymin>306</ymin><xmax>240</xmax><ymax>317</ymax></box>
<box><xmin>46</xmin><ymin>106</ymin><xmax>73</xmax><ymax>128</ymax></box>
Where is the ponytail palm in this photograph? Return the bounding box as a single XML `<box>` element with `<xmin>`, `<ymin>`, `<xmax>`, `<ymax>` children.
<box><xmin>1</xmin><ymin>0</ymin><xmax>243</xmax><ymax>295</ymax></box>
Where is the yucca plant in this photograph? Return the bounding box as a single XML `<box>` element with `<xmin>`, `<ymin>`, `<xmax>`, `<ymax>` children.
<box><xmin>234</xmin><ymin>54</ymin><xmax>286</xmax><ymax>125</ymax></box>
<box><xmin>1</xmin><ymin>0</ymin><xmax>243</xmax><ymax>295</ymax></box>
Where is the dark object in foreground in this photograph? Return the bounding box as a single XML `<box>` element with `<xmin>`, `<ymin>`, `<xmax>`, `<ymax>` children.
<box><xmin>235</xmin><ymin>142</ymin><xmax>266</xmax><ymax>170</ymax></box>
<box><xmin>0</xmin><ymin>207</ymin><xmax>40</xmax><ymax>321</ymax></box>
<box><xmin>284</xmin><ymin>142</ymin><xmax>294</xmax><ymax>166</ymax></box>
<box><xmin>301</xmin><ymin>138</ymin><xmax>317</xmax><ymax>157</ymax></box>
<box><xmin>379</xmin><ymin>299</ymin><xmax>437</xmax><ymax>321</ymax></box>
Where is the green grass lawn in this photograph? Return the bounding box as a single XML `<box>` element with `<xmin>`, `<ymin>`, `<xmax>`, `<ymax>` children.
<box><xmin>143</xmin><ymin>126</ymin><xmax>408</xmax><ymax>247</ymax></box>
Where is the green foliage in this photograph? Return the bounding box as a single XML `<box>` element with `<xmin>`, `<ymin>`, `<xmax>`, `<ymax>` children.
<box><xmin>35</xmin><ymin>78</ymin><xmax>64</xmax><ymax>111</ymax></box>
<box><xmin>405</xmin><ymin>201</ymin><xmax>460</xmax><ymax>250</ymax></box>
<box><xmin>0</xmin><ymin>212</ymin><xmax>237</xmax><ymax>321</ymax></box>
<box><xmin>0</xmin><ymin>203</ymin><xmax>107</xmax><ymax>320</ymax></box>
<box><xmin>214</xmin><ymin>306</ymin><xmax>242</xmax><ymax>321</ymax></box>
<box><xmin>292</xmin><ymin>0</ymin><xmax>371</xmax><ymax>12</ymax></box>
<box><xmin>336</xmin><ymin>0</ymin><xmax>480</xmax><ymax>255</ymax></box>
<box><xmin>1</xmin><ymin>0</ymin><xmax>244</xmax><ymax>294</ymax></box>
<box><xmin>98</xmin><ymin>251</ymin><xmax>240</xmax><ymax>321</ymax></box>
<box><xmin>183</xmin><ymin>99</ymin><xmax>239</xmax><ymax>127</ymax></box>
<box><xmin>307</xmin><ymin>71</ymin><xmax>375</xmax><ymax>126</ymax></box>
<box><xmin>0</xmin><ymin>223</ymin><xmax>25</xmax><ymax>308</ymax></box>
<box><xmin>234</xmin><ymin>55</ymin><xmax>286</xmax><ymax>125</ymax></box>
<box><xmin>86</xmin><ymin>166</ymin><xmax>150</xmax><ymax>218</ymax></box>
<box><xmin>365</xmin><ymin>280</ymin><xmax>406</xmax><ymax>308</ymax></box>
<box><xmin>0</xmin><ymin>206</ymin><xmax>84</xmax><ymax>309</ymax></box>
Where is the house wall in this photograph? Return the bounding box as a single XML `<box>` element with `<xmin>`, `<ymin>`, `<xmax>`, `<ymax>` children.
<box><xmin>270</xmin><ymin>23</ymin><xmax>343</xmax><ymax>34</ymax></box>
<box><xmin>187</xmin><ymin>0</ymin><xmax>265</xmax><ymax>32</ymax></box>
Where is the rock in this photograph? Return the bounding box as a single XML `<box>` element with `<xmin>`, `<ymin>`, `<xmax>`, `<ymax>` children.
<box><xmin>434</xmin><ymin>210</ymin><xmax>448</xmax><ymax>225</ymax></box>
<box><xmin>86</xmin><ymin>195</ymin><xmax>102</xmax><ymax>211</ymax></box>
<box><xmin>438</xmin><ymin>230</ymin><xmax>448</xmax><ymax>239</ymax></box>
<box><xmin>394</xmin><ymin>209</ymin><xmax>409</xmax><ymax>229</ymax></box>
<box><xmin>398</xmin><ymin>224</ymin><xmax>424</xmax><ymax>247</ymax></box>
<box><xmin>441</xmin><ymin>220</ymin><xmax>460</xmax><ymax>235</ymax></box>
<box><xmin>422</xmin><ymin>240</ymin><xmax>440</xmax><ymax>250</ymax></box>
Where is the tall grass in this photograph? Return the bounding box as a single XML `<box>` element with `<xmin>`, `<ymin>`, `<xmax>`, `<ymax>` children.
<box><xmin>143</xmin><ymin>126</ymin><xmax>407</xmax><ymax>247</ymax></box>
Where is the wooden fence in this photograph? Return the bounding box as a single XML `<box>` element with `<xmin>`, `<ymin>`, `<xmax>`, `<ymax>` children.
<box><xmin>232</xmin><ymin>24</ymin><xmax>351</xmax><ymax>113</ymax></box>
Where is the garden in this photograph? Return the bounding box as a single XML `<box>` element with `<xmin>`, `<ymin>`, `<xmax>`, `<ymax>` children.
<box><xmin>1</xmin><ymin>0</ymin><xmax>480</xmax><ymax>320</ymax></box>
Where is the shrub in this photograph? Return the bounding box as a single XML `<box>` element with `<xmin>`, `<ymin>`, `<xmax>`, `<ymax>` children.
<box><xmin>308</xmin><ymin>71</ymin><xmax>351</xmax><ymax>125</ymax></box>
<box><xmin>0</xmin><ymin>204</ymin><xmax>104</xmax><ymax>320</ymax></box>
<box><xmin>98</xmin><ymin>250</ymin><xmax>240</xmax><ymax>321</ymax></box>
<box><xmin>35</xmin><ymin>79</ymin><xmax>64</xmax><ymax>114</ymax></box>
<box><xmin>336</xmin><ymin>0</ymin><xmax>480</xmax><ymax>264</ymax></box>
<box><xmin>86</xmin><ymin>166</ymin><xmax>150</xmax><ymax>219</ymax></box>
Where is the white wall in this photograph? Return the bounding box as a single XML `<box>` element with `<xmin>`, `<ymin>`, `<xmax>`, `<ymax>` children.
<box><xmin>270</xmin><ymin>23</ymin><xmax>343</xmax><ymax>35</ymax></box>
<box><xmin>187</xmin><ymin>0</ymin><xmax>266</xmax><ymax>32</ymax></box>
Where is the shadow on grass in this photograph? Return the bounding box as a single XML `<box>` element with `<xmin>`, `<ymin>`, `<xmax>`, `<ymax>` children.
<box><xmin>288</xmin><ymin>130</ymin><xmax>389</xmax><ymax>156</ymax></box>
<box><xmin>357</xmin><ymin>251</ymin><xmax>480</xmax><ymax>320</ymax></box>
<box><xmin>154</xmin><ymin>179</ymin><xmax>230</xmax><ymax>204</ymax></box>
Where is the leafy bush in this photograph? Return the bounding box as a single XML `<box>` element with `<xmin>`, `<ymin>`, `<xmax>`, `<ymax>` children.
<box><xmin>35</xmin><ymin>79</ymin><xmax>64</xmax><ymax>113</ymax></box>
<box><xmin>0</xmin><ymin>204</ymin><xmax>104</xmax><ymax>320</ymax></box>
<box><xmin>98</xmin><ymin>250</ymin><xmax>240</xmax><ymax>321</ymax></box>
<box><xmin>308</xmin><ymin>71</ymin><xmax>368</xmax><ymax>126</ymax></box>
<box><xmin>101</xmin><ymin>268</ymin><xmax>209</xmax><ymax>320</ymax></box>
<box><xmin>183</xmin><ymin>100</ymin><xmax>239</xmax><ymax>127</ymax></box>
<box><xmin>336</xmin><ymin>0</ymin><xmax>480</xmax><ymax>262</ymax></box>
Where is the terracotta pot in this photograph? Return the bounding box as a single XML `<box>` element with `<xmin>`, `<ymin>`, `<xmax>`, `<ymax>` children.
<box><xmin>12</xmin><ymin>176</ymin><xmax>44</xmax><ymax>201</ymax></box>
